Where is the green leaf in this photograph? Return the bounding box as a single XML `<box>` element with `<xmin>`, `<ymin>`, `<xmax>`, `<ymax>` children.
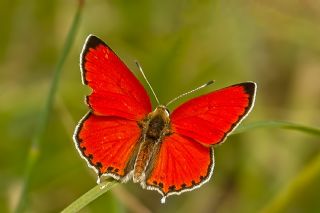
<box><xmin>233</xmin><ymin>120</ymin><xmax>320</xmax><ymax>136</ymax></box>
<box><xmin>233</xmin><ymin>120</ymin><xmax>320</xmax><ymax>212</ymax></box>
<box><xmin>260</xmin><ymin>153</ymin><xmax>320</xmax><ymax>213</ymax></box>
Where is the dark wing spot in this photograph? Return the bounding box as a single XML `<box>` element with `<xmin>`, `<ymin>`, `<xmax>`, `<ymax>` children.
<box><xmin>200</xmin><ymin>175</ymin><xmax>204</xmax><ymax>180</ymax></box>
<box><xmin>192</xmin><ymin>180</ymin><xmax>196</xmax><ymax>185</ymax></box>
<box><xmin>96</xmin><ymin>162</ymin><xmax>102</xmax><ymax>168</ymax></box>
<box><xmin>114</xmin><ymin>168</ymin><xmax>119</xmax><ymax>173</ymax></box>
<box><xmin>242</xmin><ymin>82</ymin><xmax>256</xmax><ymax>96</ymax></box>
<box><xmin>159</xmin><ymin>182</ymin><xmax>164</xmax><ymax>188</ymax></box>
<box><xmin>153</xmin><ymin>181</ymin><xmax>158</xmax><ymax>185</ymax></box>
<box><xmin>88</xmin><ymin>154</ymin><xmax>93</xmax><ymax>160</ymax></box>
<box><xmin>181</xmin><ymin>183</ymin><xmax>187</xmax><ymax>189</ymax></box>
<box><xmin>169</xmin><ymin>185</ymin><xmax>176</xmax><ymax>191</ymax></box>
<box><xmin>107</xmin><ymin>166</ymin><xmax>114</xmax><ymax>172</ymax></box>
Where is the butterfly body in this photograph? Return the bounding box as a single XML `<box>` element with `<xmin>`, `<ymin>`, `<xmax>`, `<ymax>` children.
<box><xmin>74</xmin><ymin>35</ymin><xmax>257</xmax><ymax>203</ymax></box>
<box><xmin>134</xmin><ymin>106</ymin><xmax>170</xmax><ymax>183</ymax></box>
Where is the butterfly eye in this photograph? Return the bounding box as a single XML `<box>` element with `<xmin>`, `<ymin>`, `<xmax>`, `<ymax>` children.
<box><xmin>164</xmin><ymin>108</ymin><xmax>170</xmax><ymax>115</ymax></box>
<box><xmin>156</xmin><ymin>105</ymin><xmax>170</xmax><ymax>116</ymax></box>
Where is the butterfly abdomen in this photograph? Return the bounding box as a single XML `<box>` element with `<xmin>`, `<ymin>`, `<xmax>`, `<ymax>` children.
<box><xmin>133</xmin><ymin>138</ymin><xmax>157</xmax><ymax>182</ymax></box>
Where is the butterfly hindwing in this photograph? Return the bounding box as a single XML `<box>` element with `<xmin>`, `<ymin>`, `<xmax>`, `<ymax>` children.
<box><xmin>145</xmin><ymin>133</ymin><xmax>214</xmax><ymax>201</ymax></box>
<box><xmin>170</xmin><ymin>82</ymin><xmax>256</xmax><ymax>145</ymax></box>
<box><xmin>81</xmin><ymin>35</ymin><xmax>152</xmax><ymax>120</ymax></box>
<box><xmin>75</xmin><ymin>112</ymin><xmax>141</xmax><ymax>181</ymax></box>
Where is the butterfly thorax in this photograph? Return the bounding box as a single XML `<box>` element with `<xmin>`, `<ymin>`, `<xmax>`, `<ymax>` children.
<box><xmin>133</xmin><ymin>106</ymin><xmax>171</xmax><ymax>183</ymax></box>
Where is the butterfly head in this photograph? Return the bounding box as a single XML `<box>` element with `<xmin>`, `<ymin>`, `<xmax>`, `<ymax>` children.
<box><xmin>155</xmin><ymin>105</ymin><xmax>170</xmax><ymax>117</ymax></box>
<box><xmin>149</xmin><ymin>105</ymin><xmax>170</xmax><ymax>126</ymax></box>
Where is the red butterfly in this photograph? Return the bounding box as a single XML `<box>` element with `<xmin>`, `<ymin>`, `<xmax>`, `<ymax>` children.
<box><xmin>74</xmin><ymin>35</ymin><xmax>256</xmax><ymax>203</ymax></box>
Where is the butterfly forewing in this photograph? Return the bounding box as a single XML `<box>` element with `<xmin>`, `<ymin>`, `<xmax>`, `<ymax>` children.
<box><xmin>81</xmin><ymin>35</ymin><xmax>152</xmax><ymax>120</ymax></box>
<box><xmin>171</xmin><ymin>82</ymin><xmax>256</xmax><ymax>145</ymax></box>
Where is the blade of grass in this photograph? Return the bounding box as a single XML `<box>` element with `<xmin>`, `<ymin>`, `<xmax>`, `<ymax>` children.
<box><xmin>62</xmin><ymin>119</ymin><xmax>320</xmax><ymax>212</ymax></box>
<box><xmin>61</xmin><ymin>180</ymin><xmax>118</xmax><ymax>213</ymax></box>
<box><xmin>232</xmin><ymin>120</ymin><xmax>320</xmax><ymax>136</ymax></box>
<box><xmin>14</xmin><ymin>1</ymin><xmax>84</xmax><ymax>212</ymax></box>
<box><xmin>232</xmin><ymin>120</ymin><xmax>320</xmax><ymax>212</ymax></box>
<box><xmin>260</xmin><ymin>152</ymin><xmax>320</xmax><ymax>213</ymax></box>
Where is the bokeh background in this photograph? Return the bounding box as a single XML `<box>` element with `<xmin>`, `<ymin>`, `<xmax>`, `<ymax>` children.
<box><xmin>1</xmin><ymin>0</ymin><xmax>320</xmax><ymax>212</ymax></box>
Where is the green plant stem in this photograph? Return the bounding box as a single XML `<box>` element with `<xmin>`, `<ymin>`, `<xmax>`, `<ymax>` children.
<box><xmin>61</xmin><ymin>120</ymin><xmax>320</xmax><ymax>212</ymax></box>
<box><xmin>232</xmin><ymin>120</ymin><xmax>320</xmax><ymax>136</ymax></box>
<box><xmin>233</xmin><ymin>120</ymin><xmax>320</xmax><ymax>212</ymax></box>
<box><xmin>260</xmin><ymin>152</ymin><xmax>320</xmax><ymax>213</ymax></box>
<box><xmin>61</xmin><ymin>180</ymin><xmax>118</xmax><ymax>213</ymax></box>
<box><xmin>14</xmin><ymin>1</ymin><xmax>84</xmax><ymax>212</ymax></box>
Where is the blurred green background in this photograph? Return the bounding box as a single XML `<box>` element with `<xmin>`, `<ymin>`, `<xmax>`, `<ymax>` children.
<box><xmin>1</xmin><ymin>0</ymin><xmax>320</xmax><ymax>212</ymax></box>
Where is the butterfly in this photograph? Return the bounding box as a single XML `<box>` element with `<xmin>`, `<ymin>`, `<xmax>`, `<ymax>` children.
<box><xmin>73</xmin><ymin>35</ymin><xmax>257</xmax><ymax>203</ymax></box>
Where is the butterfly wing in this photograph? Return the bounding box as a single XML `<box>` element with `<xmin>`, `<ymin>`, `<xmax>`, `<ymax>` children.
<box><xmin>145</xmin><ymin>133</ymin><xmax>214</xmax><ymax>202</ymax></box>
<box><xmin>145</xmin><ymin>82</ymin><xmax>256</xmax><ymax>202</ymax></box>
<box><xmin>171</xmin><ymin>82</ymin><xmax>256</xmax><ymax>145</ymax></box>
<box><xmin>74</xmin><ymin>35</ymin><xmax>152</xmax><ymax>181</ymax></box>
<box><xmin>75</xmin><ymin>112</ymin><xmax>141</xmax><ymax>181</ymax></box>
<box><xmin>81</xmin><ymin>35</ymin><xmax>152</xmax><ymax>120</ymax></box>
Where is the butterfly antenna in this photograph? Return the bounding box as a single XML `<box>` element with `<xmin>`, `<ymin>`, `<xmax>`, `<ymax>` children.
<box><xmin>135</xmin><ymin>61</ymin><xmax>160</xmax><ymax>105</ymax></box>
<box><xmin>166</xmin><ymin>80</ymin><xmax>215</xmax><ymax>107</ymax></box>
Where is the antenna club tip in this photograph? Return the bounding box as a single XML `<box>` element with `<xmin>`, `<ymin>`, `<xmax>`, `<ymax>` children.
<box><xmin>135</xmin><ymin>60</ymin><xmax>143</xmax><ymax>71</ymax></box>
<box><xmin>206</xmin><ymin>80</ymin><xmax>215</xmax><ymax>85</ymax></box>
